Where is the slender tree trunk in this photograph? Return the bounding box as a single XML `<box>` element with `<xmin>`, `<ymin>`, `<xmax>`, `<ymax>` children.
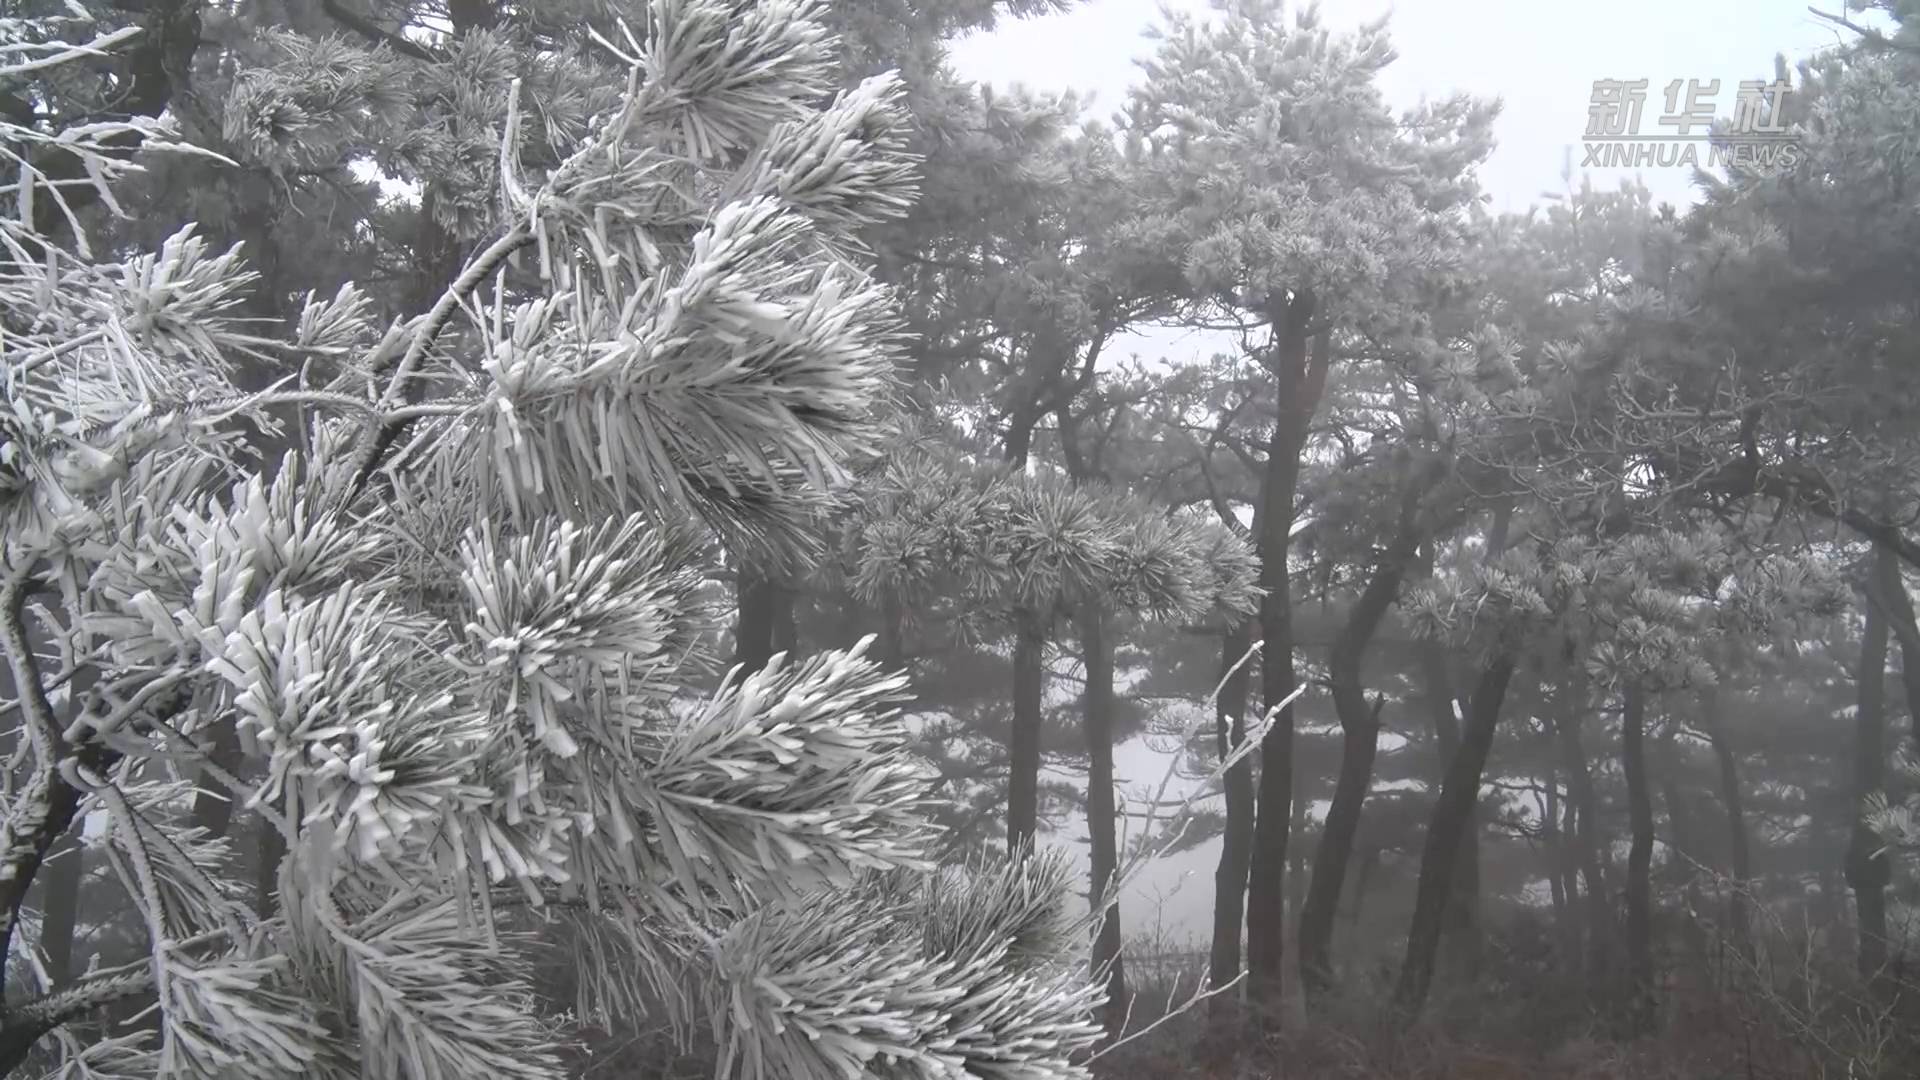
<box><xmin>36</xmin><ymin>830</ymin><xmax>82</xmax><ymax>990</ymax></box>
<box><xmin>1298</xmin><ymin>505</ymin><xmax>1422</xmax><ymax>999</ymax></box>
<box><xmin>1545</xmin><ymin>765</ymin><xmax>1566</xmax><ymax>922</ymax></box>
<box><xmin>1211</xmin><ymin>619</ymin><xmax>1257</xmax><ymax>990</ymax></box>
<box><xmin>38</xmin><ymin>663</ymin><xmax>95</xmax><ymax>986</ymax></box>
<box><xmin>1392</xmin><ymin>652</ymin><xmax>1516</xmax><ymax>1018</ymax></box>
<box><xmin>1299</xmin><ymin>491</ymin><xmax>1424</xmax><ymax>1001</ymax></box>
<box><xmin>1440</xmin><ymin>505</ymin><xmax>1511</xmax><ymax>987</ymax></box>
<box><xmin>190</xmin><ymin>724</ymin><xmax>242</xmax><ymax>840</ymax></box>
<box><xmin>1079</xmin><ymin>609</ymin><xmax>1129</xmax><ymax>1034</ymax></box>
<box><xmin>879</xmin><ymin>590</ymin><xmax>906</xmax><ymax>670</ymax></box>
<box><xmin>1348</xmin><ymin>847</ymin><xmax>1378</xmax><ymax>931</ymax></box>
<box><xmin>1621</xmin><ymin>683</ymin><xmax>1656</xmax><ymax>1034</ymax></box>
<box><xmin>1419</xmin><ymin>643</ymin><xmax>1484</xmax><ymax>985</ymax></box>
<box><xmin>1557</xmin><ymin>668</ymin><xmax>1613</xmax><ymax>1007</ymax></box>
<box><xmin>1298</xmin><ymin>698</ymin><xmax>1383</xmax><ymax>1002</ymax></box>
<box><xmin>1287</xmin><ymin>781</ymin><xmax>1310</xmax><ymax>943</ymax></box>
<box><xmin>1659</xmin><ymin>742</ymin><xmax>1707</xmax><ymax>987</ymax></box>
<box><xmin>1441</xmin><ymin>786</ymin><xmax>1484</xmax><ymax>984</ymax></box>
<box><xmin>1008</xmin><ymin>613</ymin><xmax>1047</xmax><ymax>854</ymax></box>
<box><xmin>1848</xmin><ymin>551</ymin><xmax>1893</xmax><ymax>983</ymax></box>
<box><xmin>1867</xmin><ymin>544</ymin><xmax>1920</xmax><ymax>742</ymax></box>
<box><xmin>733</xmin><ymin>570</ymin><xmax>797</xmax><ymax>675</ymax></box>
<box><xmin>1701</xmin><ymin>688</ymin><xmax>1752</xmax><ymax>955</ymax></box>
<box><xmin>255</xmin><ymin>820</ymin><xmax>285</xmax><ymax>920</ymax></box>
<box><xmin>1544</xmin><ymin>762</ymin><xmax>1583</xmax><ymax>975</ymax></box>
<box><xmin>1245</xmin><ymin>305</ymin><xmax>1328</xmax><ymax>1013</ymax></box>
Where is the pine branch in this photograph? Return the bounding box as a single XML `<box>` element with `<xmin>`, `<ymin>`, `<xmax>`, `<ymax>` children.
<box><xmin>1807</xmin><ymin>6</ymin><xmax>1920</xmax><ymax>54</ymax></box>
<box><xmin>12</xmin><ymin>1</ymin><xmax>205</xmax><ymax>255</ymax></box>
<box><xmin>0</xmin><ymin>966</ymin><xmax>156</xmax><ymax>1074</ymax></box>
<box><xmin>318</xmin><ymin>0</ymin><xmax>443</xmax><ymax>63</ymax></box>
<box><xmin>345</xmin><ymin>223</ymin><xmax>536</xmax><ymax>496</ymax></box>
<box><xmin>0</xmin><ymin>565</ymin><xmax>80</xmax><ymax>1001</ymax></box>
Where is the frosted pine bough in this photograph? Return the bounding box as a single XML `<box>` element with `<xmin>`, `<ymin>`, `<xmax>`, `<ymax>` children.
<box><xmin>0</xmin><ymin>3</ymin><xmax>1108</xmax><ymax>1077</ymax></box>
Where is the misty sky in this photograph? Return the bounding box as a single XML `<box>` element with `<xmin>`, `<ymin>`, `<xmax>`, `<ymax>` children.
<box><xmin>948</xmin><ymin>0</ymin><xmax>1856</xmax><ymax>214</ymax></box>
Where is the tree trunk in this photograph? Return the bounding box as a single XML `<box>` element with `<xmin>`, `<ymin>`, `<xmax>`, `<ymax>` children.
<box><xmin>255</xmin><ymin>819</ymin><xmax>286</xmax><ymax>920</ymax></box>
<box><xmin>1621</xmin><ymin>683</ymin><xmax>1656</xmax><ymax>1034</ymax></box>
<box><xmin>36</xmin><ymin>830</ymin><xmax>82</xmax><ymax>990</ymax></box>
<box><xmin>1440</xmin><ymin>793</ymin><xmax>1483</xmax><ymax>985</ymax></box>
<box><xmin>1287</xmin><ymin>780</ymin><xmax>1310</xmax><ymax>944</ymax></box>
<box><xmin>1440</xmin><ymin>506</ymin><xmax>1512</xmax><ymax>987</ymax></box>
<box><xmin>39</xmin><ymin>663</ymin><xmax>96</xmax><ymax>987</ymax></box>
<box><xmin>190</xmin><ymin>724</ymin><xmax>242</xmax><ymax>840</ymax></box>
<box><xmin>1210</xmin><ymin>619</ymin><xmax>1257</xmax><ymax>990</ymax></box>
<box><xmin>1392</xmin><ymin>652</ymin><xmax>1516</xmax><ymax>1018</ymax></box>
<box><xmin>1298</xmin><ymin>697</ymin><xmax>1383</xmax><ymax>1002</ymax></box>
<box><xmin>1079</xmin><ymin>609</ymin><xmax>1129</xmax><ymax>1034</ymax></box>
<box><xmin>1867</xmin><ymin>542</ymin><xmax>1920</xmax><ymax>742</ymax></box>
<box><xmin>1544</xmin><ymin>761</ymin><xmax>1582</xmax><ymax>974</ymax></box>
<box><xmin>1418</xmin><ymin>642</ymin><xmax>1483</xmax><ymax>985</ymax></box>
<box><xmin>1245</xmin><ymin>304</ymin><xmax>1328</xmax><ymax>1012</ymax></box>
<box><xmin>1348</xmin><ymin>847</ymin><xmax>1379</xmax><ymax>931</ymax></box>
<box><xmin>1557</xmin><ymin>668</ymin><xmax>1613</xmax><ymax>1007</ymax></box>
<box><xmin>733</xmin><ymin>570</ymin><xmax>797</xmax><ymax>675</ymax></box>
<box><xmin>1545</xmin><ymin>764</ymin><xmax>1566</xmax><ymax>922</ymax></box>
<box><xmin>879</xmin><ymin>590</ymin><xmax>906</xmax><ymax>670</ymax></box>
<box><xmin>1008</xmin><ymin>613</ymin><xmax>1047</xmax><ymax>854</ymax></box>
<box><xmin>1848</xmin><ymin>551</ymin><xmax>1893</xmax><ymax>983</ymax></box>
<box><xmin>1659</xmin><ymin>744</ymin><xmax>1708</xmax><ymax>987</ymax></box>
<box><xmin>1298</xmin><ymin>503</ymin><xmax>1422</xmax><ymax>1000</ymax></box>
<box><xmin>1701</xmin><ymin>688</ymin><xmax>1752</xmax><ymax>955</ymax></box>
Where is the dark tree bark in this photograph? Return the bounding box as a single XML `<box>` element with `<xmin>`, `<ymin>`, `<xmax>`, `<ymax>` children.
<box><xmin>1348</xmin><ymin>846</ymin><xmax>1379</xmax><ymax>931</ymax></box>
<box><xmin>1298</xmin><ymin>494</ymin><xmax>1423</xmax><ymax>1000</ymax></box>
<box><xmin>1412</xmin><ymin>517</ymin><xmax>1506</xmax><ymax>989</ymax></box>
<box><xmin>1544</xmin><ymin>764</ymin><xmax>1566</xmax><ymax>921</ymax></box>
<box><xmin>1847</xmin><ymin>549</ymin><xmax>1893</xmax><ymax>983</ymax></box>
<box><xmin>1416</xmin><ymin>641</ymin><xmax>1482</xmax><ymax>983</ymax></box>
<box><xmin>879</xmin><ymin>590</ymin><xmax>906</xmax><ymax>670</ymax></box>
<box><xmin>1392</xmin><ymin>652</ymin><xmax>1516</xmax><ymax>1018</ymax></box>
<box><xmin>1701</xmin><ymin>688</ymin><xmax>1752</xmax><ymax>954</ymax></box>
<box><xmin>1287</xmin><ymin>777</ymin><xmax>1310</xmax><ymax>944</ymax></box>
<box><xmin>37</xmin><ymin>663</ymin><xmax>95</xmax><ymax>987</ymax></box>
<box><xmin>1556</xmin><ymin>667</ymin><xmax>1613</xmax><ymax>1006</ymax></box>
<box><xmin>255</xmin><ymin>819</ymin><xmax>286</xmax><ymax>920</ymax></box>
<box><xmin>1210</xmin><ymin>619</ymin><xmax>1258</xmax><ymax>989</ymax></box>
<box><xmin>1621</xmin><ymin>683</ymin><xmax>1656</xmax><ymax>1034</ymax></box>
<box><xmin>1007</xmin><ymin>613</ymin><xmax>1047</xmax><ymax>854</ymax></box>
<box><xmin>1245</xmin><ymin>300</ymin><xmax>1329</xmax><ymax>1012</ymax></box>
<box><xmin>1297</xmin><ymin>696</ymin><xmax>1386</xmax><ymax>1001</ymax></box>
<box><xmin>732</xmin><ymin>570</ymin><xmax>798</xmax><ymax>675</ymax></box>
<box><xmin>189</xmin><ymin>721</ymin><xmax>243</xmax><ymax>841</ymax></box>
<box><xmin>1079</xmin><ymin>609</ymin><xmax>1128</xmax><ymax>1034</ymax></box>
<box><xmin>1866</xmin><ymin>542</ymin><xmax>1920</xmax><ymax>742</ymax></box>
<box><xmin>1658</xmin><ymin>736</ymin><xmax>1708</xmax><ymax>982</ymax></box>
<box><xmin>1544</xmin><ymin>761</ymin><xmax>1582</xmax><ymax>974</ymax></box>
<box><xmin>35</xmin><ymin>830</ymin><xmax>82</xmax><ymax>991</ymax></box>
<box><xmin>1437</xmin><ymin>505</ymin><xmax>1509</xmax><ymax>985</ymax></box>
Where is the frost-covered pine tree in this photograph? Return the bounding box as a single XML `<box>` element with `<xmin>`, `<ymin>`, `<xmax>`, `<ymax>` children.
<box><xmin>0</xmin><ymin>4</ymin><xmax>1106</xmax><ymax>1077</ymax></box>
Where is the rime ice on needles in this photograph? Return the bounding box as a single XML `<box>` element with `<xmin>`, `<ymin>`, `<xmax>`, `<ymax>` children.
<box><xmin>0</xmin><ymin>3</ymin><xmax>1112</xmax><ymax>1078</ymax></box>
